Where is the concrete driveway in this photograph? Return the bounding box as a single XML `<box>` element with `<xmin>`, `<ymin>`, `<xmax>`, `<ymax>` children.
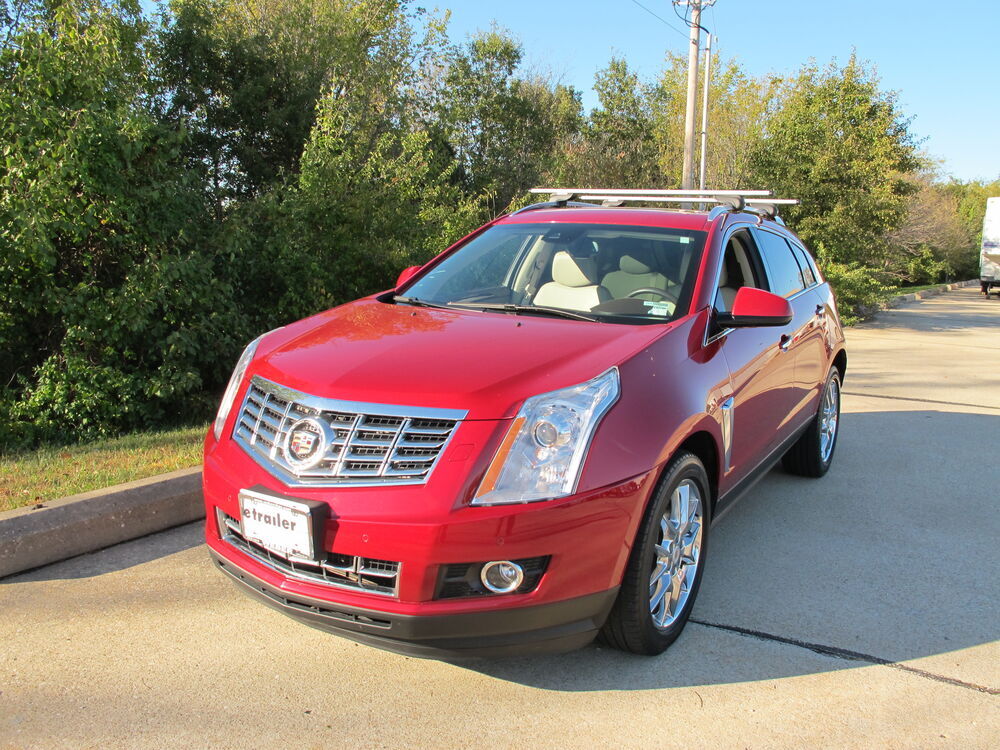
<box><xmin>2</xmin><ymin>287</ymin><xmax>998</xmax><ymax>749</ymax></box>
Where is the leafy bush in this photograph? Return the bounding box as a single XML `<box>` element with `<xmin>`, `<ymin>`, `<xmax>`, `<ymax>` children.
<box><xmin>0</xmin><ymin>1</ymin><xmax>244</xmax><ymax>447</ymax></box>
<box><xmin>818</xmin><ymin>253</ymin><xmax>892</xmax><ymax>325</ymax></box>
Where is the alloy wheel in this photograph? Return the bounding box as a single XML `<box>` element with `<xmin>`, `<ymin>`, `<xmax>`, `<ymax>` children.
<box><xmin>649</xmin><ymin>479</ymin><xmax>703</xmax><ymax>629</ymax></box>
<box><xmin>819</xmin><ymin>374</ymin><xmax>840</xmax><ymax>463</ymax></box>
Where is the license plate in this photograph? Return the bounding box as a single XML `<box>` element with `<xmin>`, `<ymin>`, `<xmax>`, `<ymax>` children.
<box><xmin>238</xmin><ymin>489</ymin><xmax>314</xmax><ymax>559</ymax></box>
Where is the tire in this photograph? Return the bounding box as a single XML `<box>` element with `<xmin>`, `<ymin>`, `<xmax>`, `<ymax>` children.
<box><xmin>782</xmin><ymin>366</ymin><xmax>842</xmax><ymax>478</ymax></box>
<box><xmin>600</xmin><ymin>451</ymin><xmax>710</xmax><ymax>655</ymax></box>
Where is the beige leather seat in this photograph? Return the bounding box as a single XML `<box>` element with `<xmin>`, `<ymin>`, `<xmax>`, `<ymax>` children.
<box><xmin>716</xmin><ymin>262</ymin><xmax>739</xmax><ymax>311</ymax></box>
<box><xmin>602</xmin><ymin>251</ymin><xmax>669</xmax><ymax>300</ymax></box>
<box><xmin>717</xmin><ymin>237</ymin><xmax>760</xmax><ymax>312</ymax></box>
<box><xmin>534</xmin><ymin>251</ymin><xmax>612</xmax><ymax>311</ymax></box>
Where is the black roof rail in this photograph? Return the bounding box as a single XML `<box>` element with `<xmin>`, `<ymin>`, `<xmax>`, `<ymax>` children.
<box><xmin>708</xmin><ymin>199</ymin><xmax>799</xmax><ymax>224</ymax></box>
<box><xmin>749</xmin><ymin>202</ymin><xmax>783</xmax><ymax>222</ymax></box>
<box><xmin>512</xmin><ymin>200</ymin><xmax>601</xmax><ymax>214</ymax></box>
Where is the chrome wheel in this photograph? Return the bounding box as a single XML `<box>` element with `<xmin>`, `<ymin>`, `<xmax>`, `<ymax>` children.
<box><xmin>819</xmin><ymin>374</ymin><xmax>840</xmax><ymax>463</ymax></box>
<box><xmin>649</xmin><ymin>479</ymin><xmax>703</xmax><ymax>629</ymax></box>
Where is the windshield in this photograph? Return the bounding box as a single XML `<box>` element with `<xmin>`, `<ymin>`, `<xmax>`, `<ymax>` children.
<box><xmin>399</xmin><ymin>222</ymin><xmax>707</xmax><ymax>324</ymax></box>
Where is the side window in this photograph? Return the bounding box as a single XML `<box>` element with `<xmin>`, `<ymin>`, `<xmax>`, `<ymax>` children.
<box><xmin>755</xmin><ymin>229</ymin><xmax>805</xmax><ymax>298</ymax></box>
<box><xmin>714</xmin><ymin>230</ymin><xmax>767</xmax><ymax>312</ymax></box>
<box><xmin>789</xmin><ymin>241</ymin><xmax>818</xmax><ymax>287</ymax></box>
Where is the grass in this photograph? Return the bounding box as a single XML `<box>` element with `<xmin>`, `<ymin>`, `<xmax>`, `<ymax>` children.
<box><xmin>0</xmin><ymin>425</ymin><xmax>206</xmax><ymax>513</ymax></box>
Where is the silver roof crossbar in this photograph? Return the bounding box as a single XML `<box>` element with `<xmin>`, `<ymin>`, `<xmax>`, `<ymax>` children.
<box><xmin>522</xmin><ymin>188</ymin><xmax>799</xmax><ymax>219</ymax></box>
<box><xmin>529</xmin><ymin>188</ymin><xmax>773</xmax><ymax>198</ymax></box>
<box><xmin>574</xmin><ymin>194</ymin><xmax>800</xmax><ymax>206</ymax></box>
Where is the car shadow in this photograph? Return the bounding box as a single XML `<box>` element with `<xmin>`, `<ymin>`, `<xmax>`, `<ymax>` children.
<box><xmin>455</xmin><ymin>408</ymin><xmax>1000</xmax><ymax>690</ymax></box>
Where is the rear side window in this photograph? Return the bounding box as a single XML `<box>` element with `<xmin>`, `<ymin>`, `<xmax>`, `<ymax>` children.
<box><xmin>789</xmin><ymin>241</ymin><xmax>819</xmax><ymax>287</ymax></box>
<box><xmin>755</xmin><ymin>229</ymin><xmax>805</xmax><ymax>298</ymax></box>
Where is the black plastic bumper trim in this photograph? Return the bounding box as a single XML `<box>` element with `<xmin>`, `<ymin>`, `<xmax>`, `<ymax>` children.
<box><xmin>211</xmin><ymin>549</ymin><xmax>618</xmax><ymax>658</ymax></box>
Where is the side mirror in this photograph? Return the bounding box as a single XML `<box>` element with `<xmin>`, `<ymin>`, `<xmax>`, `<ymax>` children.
<box><xmin>395</xmin><ymin>265</ymin><xmax>421</xmax><ymax>289</ymax></box>
<box><xmin>716</xmin><ymin>287</ymin><xmax>793</xmax><ymax>328</ymax></box>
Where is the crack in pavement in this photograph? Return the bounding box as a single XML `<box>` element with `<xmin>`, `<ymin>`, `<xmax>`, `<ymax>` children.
<box><xmin>689</xmin><ymin>619</ymin><xmax>999</xmax><ymax>696</ymax></box>
<box><xmin>842</xmin><ymin>391</ymin><xmax>1000</xmax><ymax>411</ymax></box>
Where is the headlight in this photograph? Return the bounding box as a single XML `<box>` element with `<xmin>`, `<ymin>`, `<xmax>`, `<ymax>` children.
<box><xmin>212</xmin><ymin>335</ymin><xmax>264</xmax><ymax>441</ymax></box>
<box><xmin>472</xmin><ymin>368</ymin><xmax>620</xmax><ymax>505</ymax></box>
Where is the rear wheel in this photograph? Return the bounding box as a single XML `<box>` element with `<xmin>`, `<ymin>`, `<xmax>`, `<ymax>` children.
<box><xmin>783</xmin><ymin>366</ymin><xmax>841</xmax><ymax>477</ymax></box>
<box><xmin>601</xmin><ymin>452</ymin><xmax>710</xmax><ymax>655</ymax></box>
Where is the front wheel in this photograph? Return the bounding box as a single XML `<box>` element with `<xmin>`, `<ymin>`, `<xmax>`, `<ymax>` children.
<box><xmin>783</xmin><ymin>366</ymin><xmax>842</xmax><ymax>477</ymax></box>
<box><xmin>600</xmin><ymin>452</ymin><xmax>710</xmax><ymax>655</ymax></box>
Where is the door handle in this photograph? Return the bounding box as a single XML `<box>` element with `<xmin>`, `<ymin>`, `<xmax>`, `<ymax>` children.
<box><xmin>779</xmin><ymin>334</ymin><xmax>792</xmax><ymax>352</ymax></box>
<box><xmin>815</xmin><ymin>304</ymin><xmax>826</xmax><ymax>318</ymax></box>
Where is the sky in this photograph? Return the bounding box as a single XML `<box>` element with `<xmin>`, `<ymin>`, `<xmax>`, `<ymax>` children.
<box><xmin>440</xmin><ymin>0</ymin><xmax>1000</xmax><ymax>183</ymax></box>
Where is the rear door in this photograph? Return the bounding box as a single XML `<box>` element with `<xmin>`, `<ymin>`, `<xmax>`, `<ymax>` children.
<box><xmin>750</xmin><ymin>226</ymin><xmax>826</xmax><ymax>430</ymax></box>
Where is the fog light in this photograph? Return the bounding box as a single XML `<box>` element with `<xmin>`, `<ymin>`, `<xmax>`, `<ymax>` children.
<box><xmin>480</xmin><ymin>560</ymin><xmax>524</xmax><ymax>594</ymax></box>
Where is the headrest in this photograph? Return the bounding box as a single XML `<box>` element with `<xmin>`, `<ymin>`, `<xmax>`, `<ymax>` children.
<box><xmin>552</xmin><ymin>251</ymin><xmax>599</xmax><ymax>288</ymax></box>
<box><xmin>718</xmin><ymin>261</ymin><xmax>729</xmax><ymax>286</ymax></box>
<box><xmin>620</xmin><ymin>254</ymin><xmax>653</xmax><ymax>275</ymax></box>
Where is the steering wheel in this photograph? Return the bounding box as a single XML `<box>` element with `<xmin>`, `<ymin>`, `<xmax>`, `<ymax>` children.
<box><xmin>626</xmin><ymin>287</ymin><xmax>676</xmax><ymax>302</ymax></box>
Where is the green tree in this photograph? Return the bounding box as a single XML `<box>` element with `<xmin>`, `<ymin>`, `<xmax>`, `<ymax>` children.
<box><xmin>750</xmin><ymin>55</ymin><xmax>921</xmax><ymax>266</ymax></box>
<box><xmin>435</xmin><ymin>29</ymin><xmax>582</xmax><ymax>213</ymax></box>
<box><xmin>549</xmin><ymin>58</ymin><xmax>660</xmax><ymax>188</ymax></box>
<box><xmin>221</xmin><ymin>2</ymin><xmax>482</xmax><ymax>331</ymax></box>
<box><xmin>651</xmin><ymin>51</ymin><xmax>775</xmax><ymax>189</ymax></box>
<box><xmin>887</xmin><ymin>170</ymin><xmax>976</xmax><ymax>282</ymax></box>
<box><xmin>158</xmin><ymin>0</ymin><xmax>415</xmax><ymax>212</ymax></box>
<box><xmin>944</xmin><ymin>177</ymin><xmax>1000</xmax><ymax>246</ymax></box>
<box><xmin>0</xmin><ymin>0</ymin><xmax>238</xmax><ymax>446</ymax></box>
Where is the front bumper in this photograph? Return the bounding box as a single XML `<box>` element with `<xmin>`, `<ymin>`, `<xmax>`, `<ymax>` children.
<box><xmin>204</xmin><ymin>425</ymin><xmax>656</xmax><ymax>657</ymax></box>
<box><xmin>212</xmin><ymin>549</ymin><xmax>618</xmax><ymax>658</ymax></box>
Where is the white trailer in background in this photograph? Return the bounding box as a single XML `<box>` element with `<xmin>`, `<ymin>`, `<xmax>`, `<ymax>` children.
<box><xmin>981</xmin><ymin>196</ymin><xmax>1000</xmax><ymax>297</ymax></box>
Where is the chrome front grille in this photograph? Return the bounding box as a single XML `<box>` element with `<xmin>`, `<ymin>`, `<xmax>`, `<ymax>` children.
<box><xmin>233</xmin><ymin>375</ymin><xmax>465</xmax><ymax>487</ymax></box>
<box><xmin>217</xmin><ymin>510</ymin><xmax>400</xmax><ymax>597</ymax></box>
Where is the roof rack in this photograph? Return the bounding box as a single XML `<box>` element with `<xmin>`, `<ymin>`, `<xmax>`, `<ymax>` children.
<box><xmin>529</xmin><ymin>188</ymin><xmax>774</xmax><ymax>198</ymax></box>
<box><xmin>523</xmin><ymin>187</ymin><xmax>799</xmax><ymax>221</ymax></box>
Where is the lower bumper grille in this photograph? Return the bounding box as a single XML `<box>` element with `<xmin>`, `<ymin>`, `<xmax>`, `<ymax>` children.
<box><xmin>217</xmin><ymin>509</ymin><xmax>400</xmax><ymax>597</ymax></box>
<box><xmin>436</xmin><ymin>557</ymin><xmax>549</xmax><ymax>599</ymax></box>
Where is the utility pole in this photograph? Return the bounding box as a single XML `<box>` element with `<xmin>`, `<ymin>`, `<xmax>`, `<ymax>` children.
<box><xmin>698</xmin><ymin>32</ymin><xmax>712</xmax><ymax>190</ymax></box>
<box><xmin>677</xmin><ymin>0</ymin><xmax>714</xmax><ymax>189</ymax></box>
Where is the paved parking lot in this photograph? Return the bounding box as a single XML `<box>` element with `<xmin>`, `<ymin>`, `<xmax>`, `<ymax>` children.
<box><xmin>2</xmin><ymin>287</ymin><xmax>998</xmax><ymax>749</ymax></box>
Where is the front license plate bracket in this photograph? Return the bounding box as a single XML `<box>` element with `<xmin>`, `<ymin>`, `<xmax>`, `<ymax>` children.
<box><xmin>238</xmin><ymin>486</ymin><xmax>329</xmax><ymax>560</ymax></box>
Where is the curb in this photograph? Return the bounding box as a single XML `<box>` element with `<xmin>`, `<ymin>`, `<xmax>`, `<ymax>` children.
<box><xmin>884</xmin><ymin>279</ymin><xmax>978</xmax><ymax>308</ymax></box>
<box><xmin>0</xmin><ymin>467</ymin><xmax>203</xmax><ymax>579</ymax></box>
<box><xmin>858</xmin><ymin>280</ymin><xmax>979</xmax><ymax>318</ymax></box>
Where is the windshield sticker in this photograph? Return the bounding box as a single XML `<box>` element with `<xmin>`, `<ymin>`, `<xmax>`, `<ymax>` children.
<box><xmin>643</xmin><ymin>301</ymin><xmax>674</xmax><ymax>317</ymax></box>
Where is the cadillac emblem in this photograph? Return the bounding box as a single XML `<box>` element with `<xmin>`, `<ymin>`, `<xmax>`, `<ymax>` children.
<box><xmin>283</xmin><ymin>418</ymin><xmax>328</xmax><ymax>470</ymax></box>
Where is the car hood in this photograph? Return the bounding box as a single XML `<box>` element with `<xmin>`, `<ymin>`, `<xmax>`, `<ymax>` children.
<box><xmin>252</xmin><ymin>298</ymin><xmax>672</xmax><ymax>420</ymax></box>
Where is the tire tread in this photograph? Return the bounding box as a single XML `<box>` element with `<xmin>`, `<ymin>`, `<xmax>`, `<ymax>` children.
<box><xmin>783</xmin><ymin>367</ymin><xmax>841</xmax><ymax>478</ymax></box>
<box><xmin>600</xmin><ymin>451</ymin><xmax>709</xmax><ymax>655</ymax></box>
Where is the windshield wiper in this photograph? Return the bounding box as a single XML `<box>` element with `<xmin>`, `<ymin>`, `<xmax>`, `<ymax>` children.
<box><xmin>447</xmin><ymin>302</ymin><xmax>599</xmax><ymax>322</ymax></box>
<box><xmin>392</xmin><ymin>295</ymin><xmax>452</xmax><ymax>310</ymax></box>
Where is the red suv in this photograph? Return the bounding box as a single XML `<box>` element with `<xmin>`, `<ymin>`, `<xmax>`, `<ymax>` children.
<box><xmin>203</xmin><ymin>189</ymin><xmax>846</xmax><ymax>658</ymax></box>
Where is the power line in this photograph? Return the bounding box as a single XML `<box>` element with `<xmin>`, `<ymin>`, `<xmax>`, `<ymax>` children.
<box><xmin>674</xmin><ymin>0</ymin><xmax>712</xmax><ymax>35</ymax></box>
<box><xmin>673</xmin><ymin>1</ymin><xmax>692</xmax><ymax>28</ymax></box>
<box><xmin>627</xmin><ymin>0</ymin><xmax>688</xmax><ymax>40</ymax></box>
